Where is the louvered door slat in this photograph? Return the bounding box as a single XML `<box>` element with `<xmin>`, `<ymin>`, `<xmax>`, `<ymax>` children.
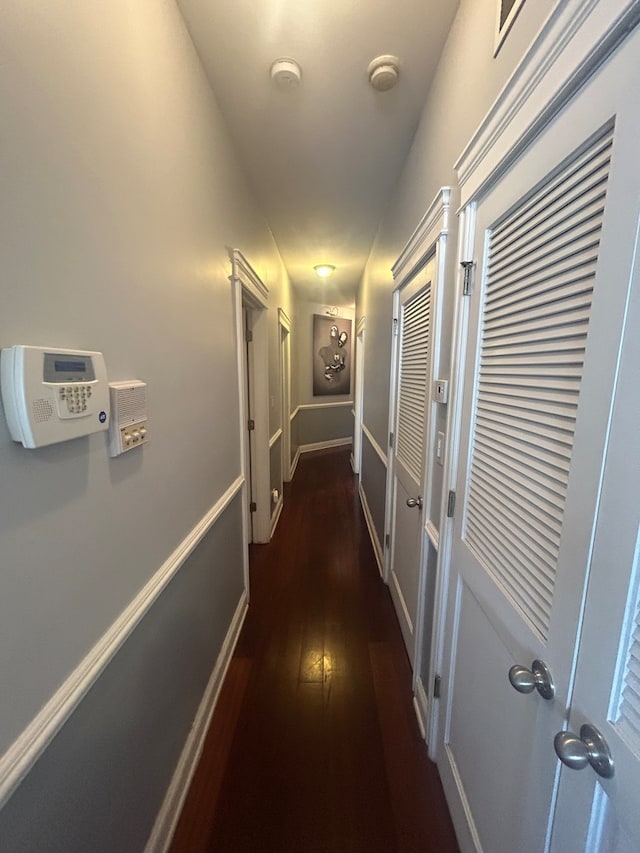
<box><xmin>488</xmin><ymin>172</ymin><xmax>609</xmax><ymax>269</ymax></box>
<box><xmin>396</xmin><ymin>285</ymin><xmax>431</xmax><ymax>482</ymax></box>
<box><xmin>490</xmin><ymin>133</ymin><xmax>613</xmax><ymax>248</ymax></box>
<box><xmin>616</xmin><ymin>598</ymin><xmax>640</xmax><ymax>751</ymax></box>
<box><xmin>464</xmin><ymin>125</ymin><xmax>613</xmax><ymax>638</ymax></box>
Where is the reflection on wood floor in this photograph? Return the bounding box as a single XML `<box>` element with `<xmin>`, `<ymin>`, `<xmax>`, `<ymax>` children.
<box><xmin>170</xmin><ymin>446</ymin><xmax>459</xmax><ymax>853</ymax></box>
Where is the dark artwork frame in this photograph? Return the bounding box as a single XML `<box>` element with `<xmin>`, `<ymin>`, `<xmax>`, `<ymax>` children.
<box><xmin>495</xmin><ymin>0</ymin><xmax>525</xmax><ymax>55</ymax></box>
<box><xmin>312</xmin><ymin>314</ymin><xmax>352</xmax><ymax>397</ymax></box>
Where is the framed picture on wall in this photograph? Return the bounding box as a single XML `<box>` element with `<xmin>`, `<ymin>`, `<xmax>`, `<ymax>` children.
<box><xmin>495</xmin><ymin>0</ymin><xmax>526</xmax><ymax>55</ymax></box>
<box><xmin>312</xmin><ymin>314</ymin><xmax>352</xmax><ymax>396</ymax></box>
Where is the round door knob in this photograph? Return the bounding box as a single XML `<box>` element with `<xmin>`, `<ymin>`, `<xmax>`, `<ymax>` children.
<box><xmin>406</xmin><ymin>497</ymin><xmax>423</xmax><ymax>509</ymax></box>
<box><xmin>508</xmin><ymin>659</ymin><xmax>554</xmax><ymax>700</ymax></box>
<box><xmin>554</xmin><ymin>724</ymin><xmax>614</xmax><ymax>779</ymax></box>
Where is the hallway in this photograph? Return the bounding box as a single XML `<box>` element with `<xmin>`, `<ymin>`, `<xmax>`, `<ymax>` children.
<box><xmin>170</xmin><ymin>447</ymin><xmax>458</xmax><ymax>852</ymax></box>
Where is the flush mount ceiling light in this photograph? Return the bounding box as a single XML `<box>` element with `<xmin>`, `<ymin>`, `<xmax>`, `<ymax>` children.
<box><xmin>367</xmin><ymin>55</ymin><xmax>400</xmax><ymax>92</ymax></box>
<box><xmin>270</xmin><ymin>58</ymin><xmax>302</xmax><ymax>89</ymax></box>
<box><xmin>314</xmin><ymin>264</ymin><xmax>336</xmax><ymax>278</ymax></box>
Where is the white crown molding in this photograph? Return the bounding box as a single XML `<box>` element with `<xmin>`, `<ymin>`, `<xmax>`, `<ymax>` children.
<box><xmin>456</xmin><ymin>0</ymin><xmax>640</xmax><ymax>205</ymax></box>
<box><xmin>0</xmin><ymin>476</ymin><xmax>244</xmax><ymax>811</ymax></box>
<box><xmin>145</xmin><ymin>591</ymin><xmax>248</xmax><ymax>853</ymax></box>
<box><xmin>391</xmin><ymin>187</ymin><xmax>452</xmax><ymax>285</ymax></box>
<box><xmin>228</xmin><ymin>247</ymin><xmax>269</xmax><ymax>309</ymax></box>
<box><xmin>361</xmin><ymin>422</ymin><xmax>388</xmax><ymax>469</ymax></box>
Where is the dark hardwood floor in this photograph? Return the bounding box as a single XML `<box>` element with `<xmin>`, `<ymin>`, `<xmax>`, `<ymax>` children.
<box><xmin>170</xmin><ymin>447</ymin><xmax>459</xmax><ymax>853</ymax></box>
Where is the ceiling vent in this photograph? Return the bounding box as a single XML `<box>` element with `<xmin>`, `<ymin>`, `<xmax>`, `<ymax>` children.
<box><xmin>368</xmin><ymin>55</ymin><xmax>400</xmax><ymax>92</ymax></box>
<box><xmin>270</xmin><ymin>58</ymin><xmax>302</xmax><ymax>89</ymax></box>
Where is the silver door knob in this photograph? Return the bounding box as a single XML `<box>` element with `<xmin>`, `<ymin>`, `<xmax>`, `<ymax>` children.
<box><xmin>406</xmin><ymin>497</ymin><xmax>423</xmax><ymax>509</ymax></box>
<box><xmin>508</xmin><ymin>659</ymin><xmax>554</xmax><ymax>700</ymax></box>
<box><xmin>554</xmin><ymin>724</ymin><xmax>614</xmax><ymax>779</ymax></box>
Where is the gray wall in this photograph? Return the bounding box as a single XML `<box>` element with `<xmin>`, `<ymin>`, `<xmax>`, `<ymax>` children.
<box><xmin>270</xmin><ymin>435</ymin><xmax>282</xmax><ymax>513</ymax></box>
<box><xmin>0</xmin><ymin>497</ymin><xmax>244</xmax><ymax>853</ymax></box>
<box><xmin>0</xmin><ymin>0</ymin><xmax>290</xmax><ymax>847</ymax></box>
<box><xmin>360</xmin><ymin>434</ymin><xmax>387</xmax><ymax>547</ymax></box>
<box><xmin>295</xmin><ymin>405</ymin><xmax>354</xmax><ymax>447</ymax></box>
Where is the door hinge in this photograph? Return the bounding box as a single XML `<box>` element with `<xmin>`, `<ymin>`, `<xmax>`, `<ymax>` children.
<box><xmin>447</xmin><ymin>489</ymin><xmax>456</xmax><ymax>518</ymax></box>
<box><xmin>461</xmin><ymin>260</ymin><xmax>474</xmax><ymax>296</ymax></box>
<box><xmin>248</xmin><ymin>419</ymin><xmax>255</xmax><ymax>431</ymax></box>
<box><xmin>245</xmin><ymin>328</ymin><xmax>253</xmax><ymax>343</ymax></box>
<box><xmin>385</xmin><ymin>533</ymin><xmax>390</xmax><ymax>549</ymax></box>
<box><xmin>389</xmin><ymin>431</ymin><xmax>394</xmax><ymax>449</ymax></box>
<box><xmin>433</xmin><ymin>674</ymin><xmax>442</xmax><ymax>699</ymax></box>
<box><xmin>249</xmin><ymin>501</ymin><xmax>257</xmax><ymax>513</ymax></box>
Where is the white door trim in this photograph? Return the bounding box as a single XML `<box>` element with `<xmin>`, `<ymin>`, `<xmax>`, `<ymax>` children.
<box><xmin>352</xmin><ymin>316</ymin><xmax>366</xmax><ymax>474</ymax></box>
<box><xmin>278</xmin><ymin>308</ymin><xmax>292</xmax><ymax>484</ymax></box>
<box><xmin>385</xmin><ymin>187</ymin><xmax>452</xmax><ymax>684</ymax></box>
<box><xmin>229</xmin><ymin>248</ymin><xmax>271</xmax><ymax>553</ymax></box>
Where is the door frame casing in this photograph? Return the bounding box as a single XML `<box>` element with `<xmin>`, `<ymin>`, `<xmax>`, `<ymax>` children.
<box><xmin>230</xmin><ymin>249</ymin><xmax>271</xmax><ymax>562</ymax></box>
<box><xmin>384</xmin><ymin>187</ymin><xmax>452</xmax><ymax>687</ymax></box>
<box><xmin>351</xmin><ymin>316</ymin><xmax>366</xmax><ymax>474</ymax></box>
<box><xmin>278</xmin><ymin>308</ymin><xmax>292</xmax><ymax>484</ymax></box>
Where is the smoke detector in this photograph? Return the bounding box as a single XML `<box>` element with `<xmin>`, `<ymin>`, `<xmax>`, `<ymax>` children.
<box><xmin>368</xmin><ymin>55</ymin><xmax>400</xmax><ymax>92</ymax></box>
<box><xmin>270</xmin><ymin>58</ymin><xmax>302</xmax><ymax>89</ymax></box>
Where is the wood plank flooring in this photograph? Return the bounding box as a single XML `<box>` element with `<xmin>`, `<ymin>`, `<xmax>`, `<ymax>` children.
<box><xmin>170</xmin><ymin>447</ymin><xmax>459</xmax><ymax>853</ymax></box>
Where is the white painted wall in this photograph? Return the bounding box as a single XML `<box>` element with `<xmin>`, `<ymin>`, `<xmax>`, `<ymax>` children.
<box><xmin>0</xmin><ymin>0</ymin><xmax>290</xmax><ymax>840</ymax></box>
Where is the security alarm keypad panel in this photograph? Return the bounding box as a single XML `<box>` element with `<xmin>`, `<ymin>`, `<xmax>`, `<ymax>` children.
<box><xmin>44</xmin><ymin>353</ymin><xmax>96</xmax><ymax>417</ymax></box>
<box><xmin>1</xmin><ymin>345</ymin><xmax>110</xmax><ymax>448</ymax></box>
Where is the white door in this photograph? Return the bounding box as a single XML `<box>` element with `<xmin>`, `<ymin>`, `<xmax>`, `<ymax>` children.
<box><xmin>352</xmin><ymin>321</ymin><xmax>365</xmax><ymax>475</ymax></box>
<box><xmin>550</xmin><ymin>205</ymin><xmax>640</xmax><ymax>851</ymax></box>
<box><xmin>389</xmin><ymin>256</ymin><xmax>434</xmax><ymax>666</ymax></box>
<box><xmin>438</xmin><ymin>34</ymin><xmax>640</xmax><ymax>853</ymax></box>
<box><xmin>242</xmin><ymin>307</ymin><xmax>255</xmax><ymax>542</ymax></box>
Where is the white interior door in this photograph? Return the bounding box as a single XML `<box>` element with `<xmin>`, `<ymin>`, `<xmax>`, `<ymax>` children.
<box><xmin>550</xmin><ymin>175</ymin><xmax>640</xmax><ymax>852</ymax></box>
<box><xmin>352</xmin><ymin>321</ymin><xmax>365</xmax><ymax>475</ymax></box>
<box><xmin>438</xmin><ymin>34</ymin><xmax>640</xmax><ymax>853</ymax></box>
<box><xmin>389</xmin><ymin>256</ymin><xmax>434</xmax><ymax>666</ymax></box>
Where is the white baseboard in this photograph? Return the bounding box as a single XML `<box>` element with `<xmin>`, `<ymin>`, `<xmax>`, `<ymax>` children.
<box><xmin>290</xmin><ymin>447</ymin><xmax>301</xmax><ymax>480</ymax></box>
<box><xmin>413</xmin><ymin>676</ymin><xmax>429</xmax><ymax>742</ymax></box>
<box><xmin>144</xmin><ymin>590</ymin><xmax>248</xmax><ymax>853</ymax></box>
<box><xmin>358</xmin><ymin>482</ymin><xmax>384</xmax><ymax>578</ymax></box>
<box><xmin>299</xmin><ymin>437</ymin><xmax>352</xmax><ymax>454</ymax></box>
<box><xmin>0</xmin><ymin>476</ymin><xmax>244</xmax><ymax>812</ymax></box>
<box><xmin>270</xmin><ymin>495</ymin><xmax>284</xmax><ymax>537</ymax></box>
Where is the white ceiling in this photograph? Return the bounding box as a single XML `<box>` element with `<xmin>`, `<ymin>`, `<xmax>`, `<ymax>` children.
<box><xmin>177</xmin><ymin>0</ymin><xmax>460</xmax><ymax>304</ymax></box>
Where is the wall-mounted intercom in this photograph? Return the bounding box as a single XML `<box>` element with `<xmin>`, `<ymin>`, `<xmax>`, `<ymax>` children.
<box><xmin>1</xmin><ymin>345</ymin><xmax>110</xmax><ymax>448</ymax></box>
<box><xmin>108</xmin><ymin>380</ymin><xmax>148</xmax><ymax>457</ymax></box>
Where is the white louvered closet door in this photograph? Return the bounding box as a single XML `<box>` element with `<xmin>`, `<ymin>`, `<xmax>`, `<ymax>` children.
<box><xmin>388</xmin><ymin>256</ymin><xmax>435</xmax><ymax>666</ymax></box>
<box><xmin>438</xmin><ymin>30</ymin><xmax>640</xmax><ymax>853</ymax></box>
